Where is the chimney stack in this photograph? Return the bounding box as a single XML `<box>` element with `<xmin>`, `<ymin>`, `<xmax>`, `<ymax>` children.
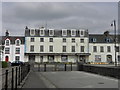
<box><xmin>5</xmin><ymin>30</ymin><xmax>9</xmax><ymax>36</ymax></box>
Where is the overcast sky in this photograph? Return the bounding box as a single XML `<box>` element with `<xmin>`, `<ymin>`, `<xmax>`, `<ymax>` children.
<box><xmin>2</xmin><ymin>2</ymin><xmax>118</xmax><ymax>36</ymax></box>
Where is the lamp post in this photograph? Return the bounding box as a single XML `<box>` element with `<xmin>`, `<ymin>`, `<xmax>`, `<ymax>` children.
<box><xmin>111</xmin><ymin>20</ymin><xmax>117</xmax><ymax>67</ymax></box>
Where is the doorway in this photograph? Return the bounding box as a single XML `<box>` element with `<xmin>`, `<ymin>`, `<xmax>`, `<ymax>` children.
<box><xmin>5</xmin><ymin>56</ymin><xmax>9</xmax><ymax>62</ymax></box>
<box><xmin>106</xmin><ymin>55</ymin><xmax>112</xmax><ymax>63</ymax></box>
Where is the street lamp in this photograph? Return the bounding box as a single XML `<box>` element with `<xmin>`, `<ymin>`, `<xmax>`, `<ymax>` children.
<box><xmin>111</xmin><ymin>20</ymin><xmax>117</xmax><ymax>67</ymax></box>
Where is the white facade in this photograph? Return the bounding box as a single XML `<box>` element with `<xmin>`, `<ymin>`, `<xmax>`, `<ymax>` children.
<box><xmin>3</xmin><ymin>38</ymin><xmax>25</xmax><ymax>62</ymax></box>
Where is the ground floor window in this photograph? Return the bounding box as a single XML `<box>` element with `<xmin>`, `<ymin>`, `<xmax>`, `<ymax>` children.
<box><xmin>48</xmin><ymin>55</ymin><xmax>54</xmax><ymax>62</ymax></box>
<box><xmin>106</xmin><ymin>55</ymin><xmax>112</xmax><ymax>63</ymax></box>
<box><xmin>15</xmin><ymin>56</ymin><xmax>20</xmax><ymax>61</ymax></box>
<box><xmin>95</xmin><ymin>55</ymin><xmax>101</xmax><ymax>62</ymax></box>
<box><xmin>61</xmin><ymin>55</ymin><xmax>68</xmax><ymax>62</ymax></box>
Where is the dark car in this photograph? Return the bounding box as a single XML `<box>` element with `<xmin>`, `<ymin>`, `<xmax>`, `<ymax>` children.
<box><xmin>11</xmin><ymin>61</ymin><xmax>24</xmax><ymax>66</ymax></box>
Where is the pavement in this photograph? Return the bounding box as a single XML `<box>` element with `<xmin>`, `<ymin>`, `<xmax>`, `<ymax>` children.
<box><xmin>22</xmin><ymin>69</ymin><xmax>119</xmax><ymax>88</ymax></box>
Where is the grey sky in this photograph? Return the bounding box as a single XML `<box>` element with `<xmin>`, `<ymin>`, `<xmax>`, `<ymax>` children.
<box><xmin>2</xmin><ymin>2</ymin><xmax>118</xmax><ymax>36</ymax></box>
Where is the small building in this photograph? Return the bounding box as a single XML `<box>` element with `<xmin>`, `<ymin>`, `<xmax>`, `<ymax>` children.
<box><xmin>1</xmin><ymin>31</ymin><xmax>25</xmax><ymax>62</ymax></box>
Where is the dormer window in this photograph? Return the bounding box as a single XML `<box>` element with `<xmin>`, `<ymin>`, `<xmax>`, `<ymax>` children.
<box><xmin>62</xmin><ymin>29</ymin><xmax>67</xmax><ymax>36</ymax></box>
<box><xmin>71</xmin><ymin>29</ymin><xmax>76</xmax><ymax>36</ymax></box>
<box><xmin>105</xmin><ymin>38</ymin><xmax>110</xmax><ymax>43</ymax></box>
<box><xmin>30</xmin><ymin>29</ymin><xmax>35</xmax><ymax>36</ymax></box>
<box><xmin>49</xmin><ymin>29</ymin><xmax>54</xmax><ymax>36</ymax></box>
<box><xmin>79</xmin><ymin>30</ymin><xmax>85</xmax><ymax>36</ymax></box>
<box><xmin>92</xmin><ymin>38</ymin><xmax>96</xmax><ymax>42</ymax></box>
<box><xmin>40</xmin><ymin>29</ymin><xmax>44</xmax><ymax>36</ymax></box>
<box><xmin>5</xmin><ymin>39</ymin><xmax>10</xmax><ymax>46</ymax></box>
<box><xmin>16</xmin><ymin>39</ymin><xmax>21</xmax><ymax>46</ymax></box>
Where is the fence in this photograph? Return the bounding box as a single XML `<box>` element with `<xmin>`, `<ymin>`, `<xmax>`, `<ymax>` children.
<box><xmin>77</xmin><ymin>63</ymin><xmax>120</xmax><ymax>79</ymax></box>
<box><xmin>36</xmin><ymin>63</ymin><xmax>77</xmax><ymax>72</ymax></box>
<box><xmin>1</xmin><ymin>64</ymin><xmax>30</xmax><ymax>90</ymax></box>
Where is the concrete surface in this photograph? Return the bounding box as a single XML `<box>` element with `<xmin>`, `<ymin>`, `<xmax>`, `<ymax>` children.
<box><xmin>40</xmin><ymin>71</ymin><xmax>118</xmax><ymax>88</ymax></box>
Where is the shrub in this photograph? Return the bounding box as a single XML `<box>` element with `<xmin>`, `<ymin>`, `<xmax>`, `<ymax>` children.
<box><xmin>2</xmin><ymin>61</ymin><xmax>8</xmax><ymax>68</ymax></box>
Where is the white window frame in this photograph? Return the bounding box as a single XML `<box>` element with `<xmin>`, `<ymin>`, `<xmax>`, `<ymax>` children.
<box><xmin>15</xmin><ymin>39</ymin><xmax>21</xmax><ymax>46</ymax></box>
<box><xmin>49</xmin><ymin>29</ymin><xmax>54</xmax><ymax>36</ymax></box>
<box><xmin>40</xmin><ymin>29</ymin><xmax>44</xmax><ymax>36</ymax></box>
<box><xmin>79</xmin><ymin>29</ymin><xmax>85</xmax><ymax>36</ymax></box>
<box><xmin>71</xmin><ymin>29</ymin><xmax>76</xmax><ymax>36</ymax></box>
<box><xmin>30</xmin><ymin>29</ymin><xmax>35</xmax><ymax>36</ymax></box>
<box><xmin>5</xmin><ymin>39</ymin><xmax>10</xmax><ymax>46</ymax></box>
<box><xmin>62</xmin><ymin>29</ymin><xmax>67</xmax><ymax>36</ymax></box>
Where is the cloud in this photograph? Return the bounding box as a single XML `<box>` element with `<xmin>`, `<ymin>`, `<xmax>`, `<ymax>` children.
<box><xmin>2</xmin><ymin>2</ymin><xmax>118</xmax><ymax>36</ymax></box>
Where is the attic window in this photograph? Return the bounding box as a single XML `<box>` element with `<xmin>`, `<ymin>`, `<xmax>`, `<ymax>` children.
<box><xmin>5</xmin><ymin>39</ymin><xmax>10</xmax><ymax>46</ymax></box>
<box><xmin>49</xmin><ymin>29</ymin><xmax>54</xmax><ymax>36</ymax></box>
<box><xmin>105</xmin><ymin>38</ymin><xmax>110</xmax><ymax>43</ymax></box>
<box><xmin>92</xmin><ymin>38</ymin><xmax>96</xmax><ymax>42</ymax></box>
<box><xmin>71</xmin><ymin>29</ymin><xmax>76</xmax><ymax>36</ymax></box>
<box><xmin>16</xmin><ymin>39</ymin><xmax>21</xmax><ymax>46</ymax></box>
<box><xmin>62</xmin><ymin>29</ymin><xmax>67</xmax><ymax>36</ymax></box>
<box><xmin>30</xmin><ymin>29</ymin><xmax>35</xmax><ymax>36</ymax></box>
<box><xmin>40</xmin><ymin>29</ymin><xmax>44</xmax><ymax>36</ymax></box>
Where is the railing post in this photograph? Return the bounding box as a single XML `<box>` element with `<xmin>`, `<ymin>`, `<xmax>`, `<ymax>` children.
<box><xmin>11</xmin><ymin>68</ymin><xmax>14</xmax><ymax>90</ymax></box>
<box><xmin>21</xmin><ymin>66</ymin><xmax>23</xmax><ymax>82</ymax></box>
<box><xmin>15</xmin><ymin>67</ymin><xmax>18</xmax><ymax>89</ymax></box>
<box><xmin>71</xmin><ymin>63</ymin><xmax>72</xmax><ymax>71</ymax></box>
<box><xmin>44</xmin><ymin>64</ymin><xmax>46</xmax><ymax>72</ymax></box>
<box><xmin>38</xmin><ymin>64</ymin><xmax>40</xmax><ymax>72</ymax></box>
<box><xmin>18</xmin><ymin>67</ymin><xmax>20</xmax><ymax>85</ymax></box>
<box><xmin>5</xmin><ymin>70</ymin><xmax>8</xmax><ymax>90</ymax></box>
<box><xmin>65</xmin><ymin>64</ymin><xmax>66</xmax><ymax>71</ymax></box>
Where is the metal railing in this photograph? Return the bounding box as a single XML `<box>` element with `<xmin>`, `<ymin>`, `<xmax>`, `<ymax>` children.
<box><xmin>1</xmin><ymin>64</ymin><xmax>30</xmax><ymax>90</ymax></box>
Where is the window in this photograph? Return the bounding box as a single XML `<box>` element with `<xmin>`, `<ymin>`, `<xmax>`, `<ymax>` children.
<box><xmin>61</xmin><ymin>55</ymin><xmax>68</xmax><ymax>62</ymax></box>
<box><xmin>30</xmin><ymin>45</ymin><xmax>34</xmax><ymax>52</ymax></box>
<box><xmin>15</xmin><ymin>56</ymin><xmax>20</xmax><ymax>61</ymax></box>
<box><xmin>63</xmin><ymin>38</ymin><xmax>66</xmax><ymax>42</ymax></box>
<box><xmin>40</xmin><ymin>45</ymin><xmax>44</xmax><ymax>52</ymax></box>
<box><xmin>63</xmin><ymin>46</ymin><xmax>66</xmax><ymax>52</ymax></box>
<box><xmin>100</xmin><ymin>46</ymin><xmax>104</xmax><ymax>52</ymax></box>
<box><xmin>16</xmin><ymin>48</ymin><xmax>20</xmax><ymax>54</ymax></box>
<box><xmin>16</xmin><ymin>40</ymin><xmax>20</xmax><ymax>46</ymax></box>
<box><xmin>116</xmin><ymin>46</ymin><xmax>120</xmax><ymax>52</ymax></box>
<box><xmin>49</xmin><ymin>38</ymin><xmax>53</xmax><ymax>42</ymax></box>
<box><xmin>62</xmin><ymin>29</ymin><xmax>67</xmax><ymax>36</ymax></box>
<box><xmin>40</xmin><ymin>29</ymin><xmax>44</xmax><ymax>36</ymax></box>
<box><xmin>93</xmin><ymin>46</ymin><xmax>97</xmax><ymax>52</ymax></box>
<box><xmin>81</xmin><ymin>46</ymin><xmax>84</xmax><ymax>52</ymax></box>
<box><xmin>49</xmin><ymin>46</ymin><xmax>53</xmax><ymax>52</ymax></box>
<box><xmin>81</xmin><ymin>31</ymin><xmax>84</xmax><ymax>36</ymax></box>
<box><xmin>92</xmin><ymin>38</ymin><xmax>96</xmax><ymax>42</ymax></box>
<box><xmin>80</xmin><ymin>39</ymin><xmax>84</xmax><ymax>43</ymax></box>
<box><xmin>71</xmin><ymin>29</ymin><xmax>76</xmax><ymax>36</ymax></box>
<box><xmin>48</xmin><ymin>55</ymin><xmax>54</xmax><ymax>62</ymax></box>
<box><xmin>105</xmin><ymin>38</ymin><xmax>110</xmax><ymax>43</ymax></box>
<box><xmin>49</xmin><ymin>29</ymin><xmax>54</xmax><ymax>36</ymax></box>
<box><xmin>95</xmin><ymin>55</ymin><xmax>101</xmax><ymax>62</ymax></box>
<box><xmin>72</xmin><ymin>46</ymin><xmax>75</xmax><ymax>52</ymax></box>
<box><xmin>40</xmin><ymin>38</ymin><xmax>44</xmax><ymax>42</ymax></box>
<box><xmin>72</xmin><ymin>38</ymin><xmax>75</xmax><ymax>43</ymax></box>
<box><xmin>30</xmin><ymin>29</ymin><xmax>35</xmax><ymax>36</ymax></box>
<box><xmin>31</xmin><ymin>38</ymin><xmax>34</xmax><ymax>42</ymax></box>
<box><xmin>5</xmin><ymin>48</ymin><xmax>10</xmax><ymax>54</ymax></box>
<box><xmin>5</xmin><ymin>40</ymin><xmax>10</xmax><ymax>46</ymax></box>
<box><xmin>107</xmin><ymin>46</ymin><xmax>111</xmax><ymax>52</ymax></box>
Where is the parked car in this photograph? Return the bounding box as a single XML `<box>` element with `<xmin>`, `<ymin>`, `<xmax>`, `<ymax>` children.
<box><xmin>11</xmin><ymin>61</ymin><xmax>24</xmax><ymax>66</ymax></box>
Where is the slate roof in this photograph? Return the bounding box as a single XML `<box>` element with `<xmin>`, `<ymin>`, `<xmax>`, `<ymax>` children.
<box><xmin>89</xmin><ymin>34</ymin><xmax>120</xmax><ymax>43</ymax></box>
<box><xmin>25</xmin><ymin>29</ymin><xmax>89</xmax><ymax>37</ymax></box>
<box><xmin>0</xmin><ymin>36</ymin><xmax>25</xmax><ymax>45</ymax></box>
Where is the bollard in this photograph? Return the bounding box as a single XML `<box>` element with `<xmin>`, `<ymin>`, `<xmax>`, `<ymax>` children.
<box><xmin>18</xmin><ymin>67</ymin><xmax>20</xmax><ymax>85</ymax></box>
<box><xmin>11</xmin><ymin>68</ymin><xmax>14</xmax><ymax>90</ymax></box>
<box><xmin>38</xmin><ymin>64</ymin><xmax>40</xmax><ymax>72</ymax></box>
<box><xmin>15</xmin><ymin>67</ymin><xmax>18</xmax><ymax>89</ymax></box>
<box><xmin>65</xmin><ymin>64</ymin><xmax>66</xmax><ymax>71</ymax></box>
<box><xmin>5</xmin><ymin>70</ymin><xmax>8</xmax><ymax>90</ymax></box>
<box><xmin>71</xmin><ymin>63</ymin><xmax>72</xmax><ymax>71</ymax></box>
<box><xmin>44</xmin><ymin>64</ymin><xmax>46</xmax><ymax>72</ymax></box>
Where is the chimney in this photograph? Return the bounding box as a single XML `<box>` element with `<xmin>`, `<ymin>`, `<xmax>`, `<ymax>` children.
<box><xmin>5</xmin><ymin>30</ymin><xmax>9</xmax><ymax>36</ymax></box>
